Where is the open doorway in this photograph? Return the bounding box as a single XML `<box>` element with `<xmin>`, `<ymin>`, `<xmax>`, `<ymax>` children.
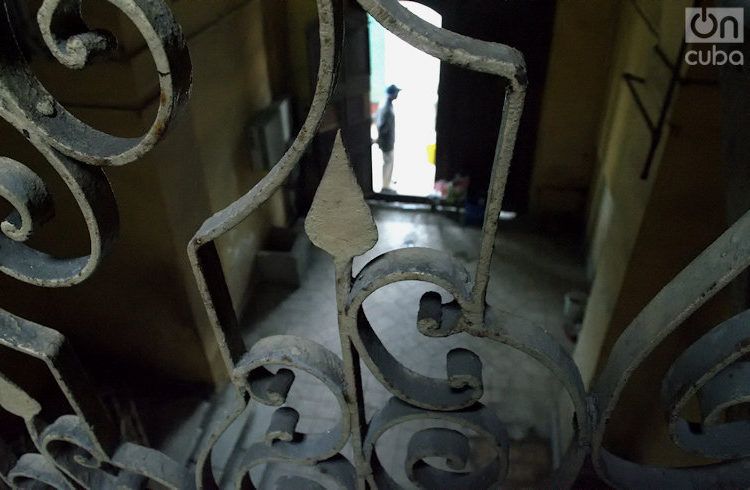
<box><xmin>368</xmin><ymin>3</ymin><xmax>441</xmax><ymax>197</ymax></box>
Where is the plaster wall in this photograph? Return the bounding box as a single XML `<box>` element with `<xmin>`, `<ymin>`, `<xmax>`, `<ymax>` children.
<box><xmin>530</xmin><ymin>0</ymin><xmax>620</xmax><ymax>218</ymax></box>
<box><xmin>572</xmin><ymin>0</ymin><xmax>732</xmax><ymax>463</ymax></box>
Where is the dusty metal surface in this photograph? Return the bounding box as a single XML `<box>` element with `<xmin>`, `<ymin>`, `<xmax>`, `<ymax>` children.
<box><xmin>0</xmin><ymin>0</ymin><xmax>193</xmax><ymax>484</ymax></box>
<box><xmin>1</xmin><ymin>0</ymin><xmax>749</xmax><ymax>488</ymax></box>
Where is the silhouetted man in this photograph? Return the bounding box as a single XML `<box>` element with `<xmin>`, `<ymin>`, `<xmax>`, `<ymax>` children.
<box><xmin>376</xmin><ymin>84</ymin><xmax>400</xmax><ymax>192</ymax></box>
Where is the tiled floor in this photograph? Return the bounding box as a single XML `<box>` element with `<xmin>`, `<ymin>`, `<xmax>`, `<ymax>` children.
<box><xmin>228</xmin><ymin>206</ymin><xmax>587</xmax><ymax>488</ymax></box>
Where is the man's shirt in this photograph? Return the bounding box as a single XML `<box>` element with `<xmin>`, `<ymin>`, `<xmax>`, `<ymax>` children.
<box><xmin>376</xmin><ymin>100</ymin><xmax>395</xmax><ymax>152</ymax></box>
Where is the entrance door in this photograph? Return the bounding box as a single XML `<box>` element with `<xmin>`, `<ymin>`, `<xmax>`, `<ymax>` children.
<box><xmin>368</xmin><ymin>2</ymin><xmax>442</xmax><ymax>197</ymax></box>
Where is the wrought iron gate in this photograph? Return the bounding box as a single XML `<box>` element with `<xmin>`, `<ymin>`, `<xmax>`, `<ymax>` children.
<box><xmin>1</xmin><ymin>0</ymin><xmax>750</xmax><ymax>488</ymax></box>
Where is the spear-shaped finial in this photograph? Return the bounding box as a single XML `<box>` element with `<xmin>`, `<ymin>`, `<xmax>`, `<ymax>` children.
<box><xmin>305</xmin><ymin>131</ymin><xmax>378</xmax><ymax>262</ymax></box>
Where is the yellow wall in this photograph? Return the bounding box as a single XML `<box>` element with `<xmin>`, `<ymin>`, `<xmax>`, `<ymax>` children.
<box><xmin>285</xmin><ymin>0</ymin><xmax>321</xmax><ymax>106</ymax></box>
<box><xmin>571</xmin><ymin>0</ymin><xmax>730</xmax><ymax>463</ymax></box>
<box><xmin>596</xmin><ymin>76</ymin><xmax>728</xmax><ymax>463</ymax></box>
<box><xmin>185</xmin><ymin>0</ymin><xmax>275</xmax><ymax>316</ymax></box>
<box><xmin>575</xmin><ymin>0</ymin><xmax>690</xmax><ymax>386</ymax></box>
<box><xmin>530</xmin><ymin>0</ymin><xmax>621</xmax><ymax>218</ymax></box>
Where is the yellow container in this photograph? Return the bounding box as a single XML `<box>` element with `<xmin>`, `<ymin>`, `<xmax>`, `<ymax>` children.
<box><xmin>426</xmin><ymin>143</ymin><xmax>436</xmax><ymax>165</ymax></box>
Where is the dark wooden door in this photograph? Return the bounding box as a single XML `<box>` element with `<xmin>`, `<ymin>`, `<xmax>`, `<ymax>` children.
<box><xmin>306</xmin><ymin>0</ymin><xmax>373</xmax><ymax>197</ymax></box>
<box><xmin>297</xmin><ymin>0</ymin><xmax>373</xmax><ymax>214</ymax></box>
<box><xmin>338</xmin><ymin>4</ymin><xmax>374</xmax><ymax>195</ymax></box>
<box><xmin>434</xmin><ymin>0</ymin><xmax>555</xmax><ymax>213</ymax></box>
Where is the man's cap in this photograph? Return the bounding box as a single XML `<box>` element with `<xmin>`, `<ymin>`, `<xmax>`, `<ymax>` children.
<box><xmin>386</xmin><ymin>84</ymin><xmax>401</xmax><ymax>96</ymax></box>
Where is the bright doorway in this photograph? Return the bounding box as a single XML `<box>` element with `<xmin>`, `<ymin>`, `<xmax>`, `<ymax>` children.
<box><xmin>368</xmin><ymin>3</ymin><xmax>442</xmax><ymax>197</ymax></box>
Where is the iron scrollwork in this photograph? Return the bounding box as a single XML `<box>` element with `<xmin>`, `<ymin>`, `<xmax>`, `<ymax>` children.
<box><xmin>1</xmin><ymin>0</ymin><xmax>750</xmax><ymax>488</ymax></box>
<box><xmin>0</xmin><ymin>0</ymin><xmax>193</xmax><ymax>486</ymax></box>
<box><xmin>590</xmin><ymin>211</ymin><xmax>750</xmax><ymax>488</ymax></box>
<box><xmin>0</xmin><ymin>0</ymin><xmax>190</xmax><ymax>287</ymax></box>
